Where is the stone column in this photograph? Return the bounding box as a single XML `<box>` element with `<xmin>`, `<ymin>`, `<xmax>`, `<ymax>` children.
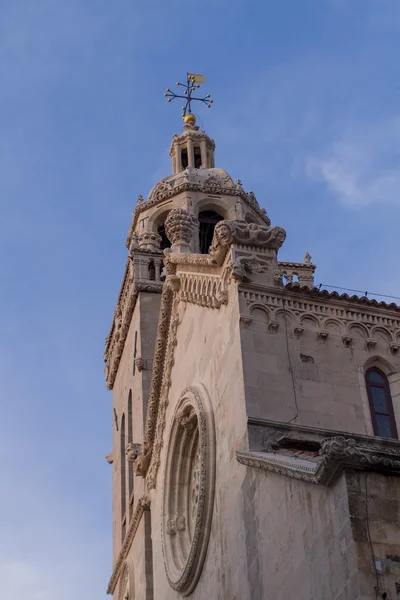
<box><xmin>187</xmin><ymin>137</ymin><xmax>194</xmax><ymax>167</ymax></box>
<box><xmin>154</xmin><ymin>258</ymin><xmax>163</xmax><ymax>281</ymax></box>
<box><xmin>200</xmin><ymin>140</ymin><xmax>208</xmax><ymax>168</ymax></box>
<box><xmin>176</xmin><ymin>145</ymin><xmax>182</xmax><ymax>172</ymax></box>
<box><xmin>165</xmin><ymin>208</ymin><xmax>199</xmax><ymax>254</ymax></box>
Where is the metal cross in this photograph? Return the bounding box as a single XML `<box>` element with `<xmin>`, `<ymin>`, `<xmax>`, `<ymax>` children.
<box><xmin>164</xmin><ymin>73</ymin><xmax>214</xmax><ymax>119</ymax></box>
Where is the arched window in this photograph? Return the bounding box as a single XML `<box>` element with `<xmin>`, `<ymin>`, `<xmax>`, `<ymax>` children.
<box><xmin>128</xmin><ymin>392</ymin><xmax>134</xmax><ymax>501</ymax></box>
<box><xmin>157</xmin><ymin>224</ymin><xmax>171</xmax><ymax>250</ymax></box>
<box><xmin>366</xmin><ymin>368</ymin><xmax>398</xmax><ymax>439</ymax></box>
<box><xmin>198</xmin><ymin>210</ymin><xmax>224</xmax><ymax>254</ymax></box>
<box><xmin>120</xmin><ymin>414</ymin><xmax>126</xmax><ymax>540</ymax></box>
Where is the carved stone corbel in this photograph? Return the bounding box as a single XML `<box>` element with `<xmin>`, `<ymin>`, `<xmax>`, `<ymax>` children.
<box><xmin>240</xmin><ymin>316</ymin><xmax>252</xmax><ymax>328</ymax></box>
<box><xmin>134</xmin><ymin>357</ymin><xmax>145</xmax><ymax>372</ymax></box>
<box><xmin>294</xmin><ymin>326</ymin><xmax>304</xmax><ymax>339</ymax></box>
<box><xmin>126</xmin><ymin>443</ymin><xmax>143</xmax><ymax>463</ymax></box>
<box><xmin>317</xmin><ymin>330</ymin><xmax>329</xmax><ymax>341</ymax></box>
<box><xmin>366</xmin><ymin>338</ymin><xmax>378</xmax><ymax>351</ymax></box>
<box><xmin>342</xmin><ymin>335</ymin><xmax>353</xmax><ymax>348</ymax></box>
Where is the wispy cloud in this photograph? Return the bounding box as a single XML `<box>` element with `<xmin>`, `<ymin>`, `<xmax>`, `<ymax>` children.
<box><xmin>305</xmin><ymin>116</ymin><xmax>400</xmax><ymax>207</ymax></box>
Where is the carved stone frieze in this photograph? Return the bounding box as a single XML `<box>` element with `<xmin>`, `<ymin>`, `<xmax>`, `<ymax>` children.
<box><xmin>241</xmin><ymin>288</ymin><xmax>400</xmax><ymax>355</ymax></box>
<box><xmin>178</xmin><ymin>272</ymin><xmax>229</xmax><ymax>309</ymax></box>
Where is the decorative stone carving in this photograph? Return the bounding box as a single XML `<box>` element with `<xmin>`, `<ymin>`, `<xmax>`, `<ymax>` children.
<box><xmin>165</xmin><ymin>208</ymin><xmax>199</xmax><ymax>253</ymax></box>
<box><xmin>240</xmin><ymin>288</ymin><xmax>400</xmax><ymax>355</ymax></box>
<box><xmin>138</xmin><ymin>231</ymin><xmax>162</xmax><ymax>251</ymax></box>
<box><xmin>134</xmin><ymin>357</ymin><xmax>145</xmax><ymax>372</ymax></box>
<box><xmin>294</xmin><ymin>325</ymin><xmax>304</xmax><ymax>339</ymax></box>
<box><xmin>269</xmin><ymin>321</ymin><xmax>279</xmax><ymax>333</ymax></box>
<box><xmin>166</xmin><ymin>515</ymin><xmax>186</xmax><ymax>535</ymax></box>
<box><xmin>212</xmin><ymin>220</ymin><xmax>286</xmax><ymax>250</ymax></box>
<box><xmin>105</xmin><ymin>452</ymin><xmax>113</xmax><ymax>464</ymax></box>
<box><xmin>317</xmin><ymin>330</ymin><xmax>329</xmax><ymax>341</ymax></box>
<box><xmin>304</xmin><ymin>252</ymin><xmax>311</xmax><ymax>265</ymax></box>
<box><xmin>162</xmin><ymin>385</ymin><xmax>216</xmax><ymax>597</ymax></box>
<box><xmin>366</xmin><ymin>338</ymin><xmax>377</xmax><ymax>351</ymax></box>
<box><xmin>126</xmin><ymin>443</ymin><xmax>142</xmax><ymax>463</ymax></box>
<box><xmin>237</xmin><ymin>435</ymin><xmax>400</xmax><ymax>486</ymax></box>
<box><xmin>240</xmin><ymin>316</ymin><xmax>252</xmax><ymax>328</ymax></box>
<box><xmin>118</xmin><ymin>562</ymin><xmax>131</xmax><ymax>600</ymax></box>
<box><xmin>107</xmin><ymin>496</ymin><xmax>150</xmax><ymax>595</ymax></box>
<box><xmin>342</xmin><ymin>335</ymin><xmax>353</xmax><ymax>347</ymax></box>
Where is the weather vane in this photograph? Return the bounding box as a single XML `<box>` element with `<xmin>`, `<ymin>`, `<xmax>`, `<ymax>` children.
<box><xmin>164</xmin><ymin>73</ymin><xmax>213</xmax><ymax>121</ymax></box>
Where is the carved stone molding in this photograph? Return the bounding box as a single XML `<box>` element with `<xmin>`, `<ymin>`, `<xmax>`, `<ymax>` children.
<box><xmin>240</xmin><ymin>289</ymin><xmax>400</xmax><ymax>356</ymax></box>
<box><xmin>162</xmin><ymin>385</ymin><xmax>216</xmax><ymax>597</ymax></box>
<box><xmin>107</xmin><ymin>496</ymin><xmax>150</xmax><ymax>595</ymax></box>
<box><xmin>134</xmin><ymin>289</ymin><xmax>177</xmax><ymax>481</ymax></box>
<box><xmin>236</xmin><ymin>435</ymin><xmax>400</xmax><ymax>486</ymax></box>
<box><xmin>117</xmin><ymin>561</ymin><xmax>133</xmax><ymax>600</ymax></box>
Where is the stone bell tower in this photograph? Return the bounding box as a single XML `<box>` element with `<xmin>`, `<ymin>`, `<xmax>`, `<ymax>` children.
<box><xmin>103</xmin><ymin>105</ymin><xmax>288</xmax><ymax>598</ymax></box>
<box><xmin>105</xmin><ymin>77</ymin><xmax>400</xmax><ymax>600</ymax></box>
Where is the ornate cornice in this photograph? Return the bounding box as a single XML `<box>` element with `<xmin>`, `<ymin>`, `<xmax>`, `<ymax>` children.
<box><xmin>107</xmin><ymin>495</ymin><xmax>150</xmax><ymax>595</ymax></box>
<box><xmin>236</xmin><ymin>435</ymin><xmax>400</xmax><ymax>485</ymax></box>
<box><xmin>125</xmin><ymin>182</ymin><xmax>270</xmax><ymax>250</ymax></box>
<box><xmin>240</xmin><ymin>285</ymin><xmax>400</xmax><ymax>353</ymax></box>
<box><xmin>285</xmin><ymin>282</ymin><xmax>400</xmax><ymax>312</ymax></box>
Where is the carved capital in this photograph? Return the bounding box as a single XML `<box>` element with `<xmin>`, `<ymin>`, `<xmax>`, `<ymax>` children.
<box><xmin>165</xmin><ymin>208</ymin><xmax>198</xmax><ymax>253</ymax></box>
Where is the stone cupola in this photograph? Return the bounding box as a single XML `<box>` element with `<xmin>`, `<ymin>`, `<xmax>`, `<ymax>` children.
<box><xmin>169</xmin><ymin>115</ymin><xmax>215</xmax><ymax>173</ymax></box>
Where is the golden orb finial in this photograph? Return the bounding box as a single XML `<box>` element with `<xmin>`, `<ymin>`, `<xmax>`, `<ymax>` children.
<box><xmin>183</xmin><ymin>113</ymin><xmax>196</xmax><ymax>124</ymax></box>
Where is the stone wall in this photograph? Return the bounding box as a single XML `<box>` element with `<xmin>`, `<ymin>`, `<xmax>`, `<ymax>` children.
<box><xmin>149</xmin><ymin>283</ymin><xmax>252</xmax><ymax>600</ymax></box>
<box><xmin>111</xmin><ymin>292</ymin><xmax>161</xmax><ymax>593</ymax></box>
<box><xmin>240</xmin><ymin>295</ymin><xmax>400</xmax><ymax>434</ymax></box>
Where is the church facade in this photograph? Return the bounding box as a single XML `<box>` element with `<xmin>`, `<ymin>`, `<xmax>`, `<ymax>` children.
<box><xmin>104</xmin><ymin>114</ymin><xmax>400</xmax><ymax>600</ymax></box>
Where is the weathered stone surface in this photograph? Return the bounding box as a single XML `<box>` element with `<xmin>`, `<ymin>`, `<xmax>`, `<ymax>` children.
<box><xmin>106</xmin><ymin>123</ymin><xmax>400</xmax><ymax>600</ymax></box>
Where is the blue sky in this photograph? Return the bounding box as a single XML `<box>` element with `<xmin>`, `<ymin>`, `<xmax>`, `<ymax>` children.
<box><xmin>1</xmin><ymin>1</ymin><xmax>399</xmax><ymax>598</ymax></box>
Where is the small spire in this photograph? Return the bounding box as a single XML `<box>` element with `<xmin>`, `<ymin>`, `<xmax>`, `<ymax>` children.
<box><xmin>304</xmin><ymin>252</ymin><xmax>311</xmax><ymax>265</ymax></box>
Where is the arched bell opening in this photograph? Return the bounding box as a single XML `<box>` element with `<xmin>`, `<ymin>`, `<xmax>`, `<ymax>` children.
<box><xmin>198</xmin><ymin>210</ymin><xmax>224</xmax><ymax>254</ymax></box>
<box><xmin>157</xmin><ymin>223</ymin><xmax>171</xmax><ymax>251</ymax></box>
